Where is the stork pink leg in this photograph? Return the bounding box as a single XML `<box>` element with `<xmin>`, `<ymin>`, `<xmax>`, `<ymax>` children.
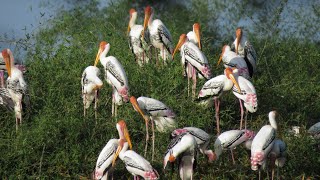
<box><xmin>230</xmin><ymin>149</ymin><xmax>235</xmax><ymax>165</ymax></box>
<box><xmin>144</xmin><ymin>120</ymin><xmax>149</xmax><ymax>157</ymax></box>
<box><xmin>245</xmin><ymin>109</ymin><xmax>248</xmax><ymax>129</ymax></box>
<box><xmin>151</xmin><ymin>117</ymin><xmax>155</xmax><ymax>161</ymax></box>
<box><xmin>192</xmin><ymin>66</ymin><xmax>196</xmax><ymax>98</ymax></box>
<box><xmin>239</xmin><ymin>99</ymin><xmax>244</xmax><ymax>130</ymax></box>
<box><xmin>215</xmin><ymin>98</ymin><xmax>220</xmax><ymax>135</ymax></box>
<box><xmin>94</xmin><ymin>90</ymin><xmax>98</xmax><ymax>121</ymax></box>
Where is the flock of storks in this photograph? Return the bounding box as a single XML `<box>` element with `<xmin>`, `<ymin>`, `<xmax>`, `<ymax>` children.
<box><xmin>0</xmin><ymin>5</ymin><xmax>319</xmax><ymax>180</ymax></box>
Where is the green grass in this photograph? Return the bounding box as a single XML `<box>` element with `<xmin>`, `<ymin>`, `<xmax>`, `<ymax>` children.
<box><xmin>0</xmin><ymin>0</ymin><xmax>320</xmax><ymax>179</ymax></box>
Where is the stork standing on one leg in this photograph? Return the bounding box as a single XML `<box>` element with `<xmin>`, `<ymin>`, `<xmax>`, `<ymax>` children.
<box><xmin>197</xmin><ymin>67</ymin><xmax>241</xmax><ymax>135</ymax></box>
<box><xmin>95</xmin><ymin>41</ymin><xmax>129</xmax><ymax>117</ymax></box>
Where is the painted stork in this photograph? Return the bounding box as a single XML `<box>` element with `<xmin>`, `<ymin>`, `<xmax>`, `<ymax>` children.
<box><xmin>231</xmin><ymin>27</ymin><xmax>257</xmax><ymax>77</ymax></box>
<box><xmin>81</xmin><ymin>65</ymin><xmax>103</xmax><ymax>119</ymax></box>
<box><xmin>186</xmin><ymin>23</ymin><xmax>201</xmax><ymax>50</ymax></box>
<box><xmin>128</xmin><ymin>8</ymin><xmax>150</xmax><ymax>66</ymax></box>
<box><xmin>231</xmin><ymin>68</ymin><xmax>258</xmax><ymax>130</ymax></box>
<box><xmin>268</xmin><ymin>139</ymin><xmax>287</xmax><ymax>180</ymax></box>
<box><xmin>164</xmin><ymin>133</ymin><xmax>197</xmax><ymax>180</ymax></box>
<box><xmin>173</xmin><ymin>34</ymin><xmax>212</xmax><ymax>97</ymax></box>
<box><xmin>171</xmin><ymin>127</ymin><xmax>215</xmax><ymax>162</ymax></box>
<box><xmin>251</xmin><ymin>111</ymin><xmax>277</xmax><ymax>173</ymax></box>
<box><xmin>130</xmin><ymin>96</ymin><xmax>176</xmax><ymax>161</ymax></box>
<box><xmin>143</xmin><ymin>5</ymin><xmax>173</xmax><ymax>64</ymax></box>
<box><xmin>213</xmin><ymin>129</ymin><xmax>255</xmax><ymax>164</ymax></box>
<box><xmin>112</xmin><ymin>139</ymin><xmax>159</xmax><ymax>179</ymax></box>
<box><xmin>95</xmin><ymin>41</ymin><xmax>129</xmax><ymax>117</ymax></box>
<box><xmin>1</xmin><ymin>49</ymin><xmax>29</xmax><ymax>131</ymax></box>
<box><xmin>197</xmin><ymin>67</ymin><xmax>241</xmax><ymax>135</ymax></box>
<box><xmin>217</xmin><ymin>45</ymin><xmax>250</xmax><ymax>80</ymax></box>
<box><xmin>94</xmin><ymin>120</ymin><xmax>132</xmax><ymax>180</ymax></box>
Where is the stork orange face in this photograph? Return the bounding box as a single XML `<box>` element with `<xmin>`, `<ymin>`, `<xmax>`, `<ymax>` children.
<box><xmin>117</xmin><ymin>120</ymin><xmax>132</xmax><ymax>150</ymax></box>
<box><xmin>235</xmin><ymin>27</ymin><xmax>242</xmax><ymax>54</ymax></box>
<box><xmin>193</xmin><ymin>23</ymin><xmax>201</xmax><ymax>49</ymax></box>
<box><xmin>129</xmin><ymin>96</ymin><xmax>149</xmax><ymax>124</ymax></box>
<box><xmin>2</xmin><ymin>49</ymin><xmax>11</xmax><ymax>77</ymax></box>
<box><xmin>172</xmin><ymin>34</ymin><xmax>187</xmax><ymax>60</ymax></box>
<box><xmin>127</xmin><ymin>8</ymin><xmax>137</xmax><ymax>35</ymax></box>
<box><xmin>217</xmin><ymin>45</ymin><xmax>228</xmax><ymax>67</ymax></box>
<box><xmin>94</xmin><ymin>41</ymin><xmax>108</xmax><ymax>66</ymax></box>
<box><xmin>225</xmin><ymin>67</ymin><xmax>241</xmax><ymax>93</ymax></box>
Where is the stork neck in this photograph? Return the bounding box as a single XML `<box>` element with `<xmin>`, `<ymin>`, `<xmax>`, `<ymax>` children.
<box><xmin>148</xmin><ymin>11</ymin><xmax>154</xmax><ymax>27</ymax></box>
<box><xmin>129</xmin><ymin>13</ymin><xmax>137</xmax><ymax>28</ymax></box>
<box><xmin>118</xmin><ymin>142</ymin><xmax>129</xmax><ymax>160</ymax></box>
<box><xmin>269</xmin><ymin>114</ymin><xmax>277</xmax><ymax>130</ymax></box>
<box><xmin>100</xmin><ymin>44</ymin><xmax>110</xmax><ymax>60</ymax></box>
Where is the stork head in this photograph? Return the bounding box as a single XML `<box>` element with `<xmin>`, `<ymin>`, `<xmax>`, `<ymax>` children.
<box><xmin>2</xmin><ymin>49</ymin><xmax>12</xmax><ymax>77</ymax></box>
<box><xmin>127</xmin><ymin>8</ymin><xmax>137</xmax><ymax>35</ymax></box>
<box><xmin>217</xmin><ymin>45</ymin><xmax>228</xmax><ymax>67</ymax></box>
<box><xmin>172</xmin><ymin>34</ymin><xmax>187</xmax><ymax>60</ymax></box>
<box><xmin>193</xmin><ymin>23</ymin><xmax>201</xmax><ymax>49</ymax></box>
<box><xmin>94</xmin><ymin>41</ymin><xmax>108</xmax><ymax>66</ymax></box>
<box><xmin>225</xmin><ymin>67</ymin><xmax>241</xmax><ymax>93</ymax></box>
<box><xmin>235</xmin><ymin>27</ymin><xmax>242</xmax><ymax>54</ymax></box>
<box><xmin>143</xmin><ymin>6</ymin><xmax>153</xmax><ymax>37</ymax></box>
<box><xmin>116</xmin><ymin>120</ymin><xmax>132</xmax><ymax>149</ymax></box>
<box><xmin>130</xmin><ymin>96</ymin><xmax>149</xmax><ymax>124</ymax></box>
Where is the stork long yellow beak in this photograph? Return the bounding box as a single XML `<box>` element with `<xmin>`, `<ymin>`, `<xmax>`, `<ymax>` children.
<box><xmin>127</xmin><ymin>24</ymin><xmax>131</xmax><ymax>36</ymax></box>
<box><xmin>112</xmin><ymin>141</ymin><xmax>123</xmax><ymax>167</ymax></box>
<box><xmin>172</xmin><ymin>34</ymin><xmax>187</xmax><ymax>60</ymax></box>
<box><xmin>94</xmin><ymin>47</ymin><xmax>102</xmax><ymax>67</ymax></box>
<box><xmin>130</xmin><ymin>96</ymin><xmax>149</xmax><ymax>124</ymax></box>
<box><xmin>193</xmin><ymin>23</ymin><xmax>201</xmax><ymax>49</ymax></box>
<box><xmin>229</xmin><ymin>73</ymin><xmax>241</xmax><ymax>93</ymax></box>
<box><xmin>236</xmin><ymin>28</ymin><xmax>242</xmax><ymax>55</ymax></box>
<box><xmin>2</xmin><ymin>50</ymin><xmax>11</xmax><ymax>77</ymax></box>
<box><xmin>217</xmin><ymin>54</ymin><xmax>223</xmax><ymax>67</ymax></box>
<box><xmin>123</xmin><ymin>125</ymin><xmax>132</xmax><ymax>150</ymax></box>
<box><xmin>142</xmin><ymin>10</ymin><xmax>150</xmax><ymax>39</ymax></box>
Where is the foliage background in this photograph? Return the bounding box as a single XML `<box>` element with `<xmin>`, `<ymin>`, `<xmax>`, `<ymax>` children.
<box><xmin>0</xmin><ymin>0</ymin><xmax>319</xmax><ymax>179</ymax></box>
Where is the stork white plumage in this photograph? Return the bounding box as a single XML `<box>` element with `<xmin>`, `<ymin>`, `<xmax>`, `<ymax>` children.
<box><xmin>164</xmin><ymin>133</ymin><xmax>197</xmax><ymax>180</ymax></box>
<box><xmin>231</xmin><ymin>27</ymin><xmax>257</xmax><ymax>77</ymax></box>
<box><xmin>143</xmin><ymin>5</ymin><xmax>173</xmax><ymax>64</ymax></box>
<box><xmin>1</xmin><ymin>49</ymin><xmax>29</xmax><ymax>131</ymax></box>
<box><xmin>308</xmin><ymin>122</ymin><xmax>320</xmax><ymax>139</ymax></box>
<box><xmin>268</xmin><ymin>139</ymin><xmax>287</xmax><ymax>180</ymax></box>
<box><xmin>197</xmin><ymin>67</ymin><xmax>241</xmax><ymax>135</ymax></box>
<box><xmin>171</xmin><ymin>127</ymin><xmax>214</xmax><ymax>162</ymax></box>
<box><xmin>81</xmin><ymin>65</ymin><xmax>103</xmax><ymax>119</ymax></box>
<box><xmin>173</xmin><ymin>34</ymin><xmax>212</xmax><ymax>97</ymax></box>
<box><xmin>128</xmin><ymin>8</ymin><xmax>150</xmax><ymax>66</ymax></box>
<box><xmin>112</xmin><ymin>139</ymin><xmax>159</xmax><ymax>180</ymax></box>
<box><xmin>251</xmin><ymin>111</ymin><xmax>277</xmax><ymax>173</ymax></box>
<box><xmin>231</xmin><ymin>68</ymin><xmax>258</xmax><ymax>129</ymax></box>
<box><xmin>94</xmin><ymin>120</ymin><xmax>132</xmax><ymax>180</ymax></box>
<box><xmin>217</xmin><ymin>45</ymin><xmax>250</xmax><ymax>80</ymax></box>
<box><xmin>95</xmin><ymin>41</ymin><xmax>129</xmax><ymax>117</ymax></box>
<box><xmin>130</xmin><ymin>96</ymin><xmax>176</xmax><ymax>161</ymax></box>
<box><xmin>213</xmin><ymin>129</ymin><xmax>255</xmax><ymax>164</ymax></box>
